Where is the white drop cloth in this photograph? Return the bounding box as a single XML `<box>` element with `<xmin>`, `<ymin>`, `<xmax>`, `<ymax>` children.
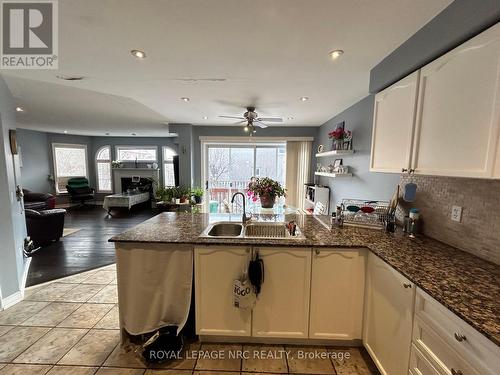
<box><xmin>115</xmin><ymin>242</ymin><xmax>193</xmax><ymax>336</ymax></box>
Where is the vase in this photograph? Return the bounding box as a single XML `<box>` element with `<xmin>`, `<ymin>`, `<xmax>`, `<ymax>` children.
<box><xmin>332</xmin><ymin>139</ymin><xmax>343</xmax><ymax>150</ymax></box>
<box><xmin>259</xmin><ymin>194</ymin><xmax>276</xmax><ymax>208</ymax></box>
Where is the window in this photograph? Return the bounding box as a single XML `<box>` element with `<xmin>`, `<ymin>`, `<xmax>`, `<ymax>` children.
<box><xmin>163</xmin><ymin>147</ymin><xmax>176</xmax><ymax>187</ymax></box>
<box><xmin>116</xmin><ymin>146</ymin><xmax>157</xmax><ymax>162</ymax></box>
<box><xmin>52</xmin><ymin>143</ymin><xmax>88</xmax><ymax>194</ymax></box>
<box><xmin>96</xmin><ymin>146</ymin><xmax>112</xmax><ymax>192</ymax></box>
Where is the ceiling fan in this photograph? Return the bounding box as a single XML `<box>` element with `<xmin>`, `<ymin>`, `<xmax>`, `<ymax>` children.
<box><xmin>219</xmin><ymin>107</ymin><xmax>282</xmax><ymax>133</ymax></box>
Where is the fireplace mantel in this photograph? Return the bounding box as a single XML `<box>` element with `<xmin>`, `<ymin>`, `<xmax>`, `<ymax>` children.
<box><xmin>112</xmin><ymin>168</ymin><xmax>160</xmax><ymax>193</ymax></box>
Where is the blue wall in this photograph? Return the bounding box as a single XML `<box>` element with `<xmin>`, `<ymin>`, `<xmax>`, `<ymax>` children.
<box><xmin>315</xmin><ymin>96</ymin><xmax>399</xmax><ymax>211</ymax></box>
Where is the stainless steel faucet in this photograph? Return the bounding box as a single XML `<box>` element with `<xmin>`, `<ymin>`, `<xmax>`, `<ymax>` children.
<box><xmin>231</xmin><ymin>192</ymin><xmax>251</xmax><ymax>224</ymax></box>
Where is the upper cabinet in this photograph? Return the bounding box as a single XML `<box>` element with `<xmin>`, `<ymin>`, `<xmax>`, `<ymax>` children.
<box><xmin>412</xmin><ymin>23</ymin><xmax>500</xmax><ymax>178</ymax></box>
<box><xmin>370</xmin><ymin>22</ymin><xmax>500</xmax><ymax>179</ymax></box>
<box><xmin>370</xmin><ymin>71</ymin><xmax>420</xmax><ymax>173</ymax></box>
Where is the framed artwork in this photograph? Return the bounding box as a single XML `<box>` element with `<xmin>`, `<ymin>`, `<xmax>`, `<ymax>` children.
<box><xmin>333</xmin><ymin>158</ymin><xmax>343</xmax><ymax>168</ymax></box>
<box><xmin>9</xmin><ymin>130</ymin><xmax>18</xmax><ymax>155</ymax></box>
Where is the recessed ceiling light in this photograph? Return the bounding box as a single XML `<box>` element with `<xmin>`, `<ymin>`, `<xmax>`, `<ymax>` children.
<box><xmin>300</xmin><ymin>96</ymin><xmax>309</xmax><ymax>102</ymax></box>
<box><xmin>15</xmin><ymin>106</ymin><xmax>24</xmax><ymax>112</ymax></box>
<box><xmin>63</xmin><ymin>130</ymin><xmax>68</xmax><ymax>134</ymax></box>
<box><xmin>131</xmin><ymin>49</ymin><xmax>146</xmax><ymax>59</ymax></box>
<box><xmin>105</xmin><ymin>132</ymin><xmax>110</xmax><ymax>136</ymax></box>
<box><xmin>329</xmin><ymin>49</ymin><xmax>344</xmax><ymax>60</ymax></box>
<box><xmin>131</xmin><ymin>133</ymin><xmax>136</xmax><ymax>136</ymax></box>
<box><xmin>287</xmin><ymin>116</ymin><xmax>294</xmax><ymax>120</ymax></box>
<box><xmin>203</xmin><ymin>116</ymin><xmax>208</xmax><ymax>120</ymax></box>
<box><xmin>181</xmin><ymin>97</ymin><xmax>190</xmax><ymax>102</ymax></box>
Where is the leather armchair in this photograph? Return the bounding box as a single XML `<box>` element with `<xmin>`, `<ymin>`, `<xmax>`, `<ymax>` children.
<box><xmin>66</xmin><ymin>177</ymin><xmax>95</xmax><ymax>206</ymax></box>
<box><xmin>25</xmin><ymin>208</ymin><xmax>66</xmax><ymax>246</ymax></box>
<box><xmin>23</xmin><ymin>189</ymin><xmax>55</xmax><ymax>210</ymax></box>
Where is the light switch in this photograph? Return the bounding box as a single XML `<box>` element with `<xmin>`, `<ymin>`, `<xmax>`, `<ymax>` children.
<box><xmin>451</xmin><ymin>205</ymin><xmax>462</xmax><ymax>222</ymax></box>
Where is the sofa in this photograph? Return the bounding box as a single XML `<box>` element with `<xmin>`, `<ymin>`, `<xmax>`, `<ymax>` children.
<box><xmin>25</xmin><ymin>208</ymin><xmax>66</xmax><ymax>246</ymax></box>
<box><xmin>23</xmin><ymin>189</ymin><xmax>55</xmax><ymax>210</ymax></box>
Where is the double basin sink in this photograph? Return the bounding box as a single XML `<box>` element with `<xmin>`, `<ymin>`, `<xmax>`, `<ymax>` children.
<box><xmin>200</xmin><ymin>221</ymin><xmax>305</xmax><ymax>240</ymax></box>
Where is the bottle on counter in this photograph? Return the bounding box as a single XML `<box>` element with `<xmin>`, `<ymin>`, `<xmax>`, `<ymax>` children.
<box><xmin>408</xmin><ymin>208</ymin><xmax>421</xmax><ymax>238</ymax></box>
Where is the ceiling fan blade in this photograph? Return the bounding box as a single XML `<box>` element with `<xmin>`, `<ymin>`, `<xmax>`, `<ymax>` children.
<box><xmin>255</xmin><ymin>121</ymin><xmax>268</xmax><ymax>129</ymax></box>
<box><xmin>257</xmin><ymin>117</ymin><xmax>283</xmax><ymax>122</ymax></box>
<box><xmin>234</xmin><ymin>120</ymin><xmax>247</xmax><ymax>125</ymax></box>
<box><xmin>219</xmin><ymin>115</ymin><xmax>245</xmax><ymax>120</ymax></box>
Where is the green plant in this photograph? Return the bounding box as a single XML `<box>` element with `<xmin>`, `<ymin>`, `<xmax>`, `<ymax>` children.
<box><xmin>191</xmin><ymin>187</ymin><xmax>204</xmax><ymax>197</ymax></box>
<box><xmin>247</xmin><ymin>177</ymin><xmax>286</xmax><ymax>202</ymax></box>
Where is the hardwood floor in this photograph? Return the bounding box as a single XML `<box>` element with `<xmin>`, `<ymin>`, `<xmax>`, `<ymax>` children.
<box><xmin>26</xmin><ymin>205</ymin><xmax>157</xmax><ymax>287</ymax></box>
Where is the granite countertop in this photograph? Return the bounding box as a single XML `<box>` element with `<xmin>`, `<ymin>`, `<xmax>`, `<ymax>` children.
<box><xmin>110</xmin><ymin>212</ymin><xmax>500</xmax><ymax>346</ymax></box>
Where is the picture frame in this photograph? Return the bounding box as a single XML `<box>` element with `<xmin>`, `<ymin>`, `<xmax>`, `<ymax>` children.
<box><xmin>317</xmin><ymin>144</ymin><xmax>324</xmax><ymax>153</ymax></box>
<box><xmin>333</xmin><ymin>158</ymin><xmax>343</xmax><ymax>169</ymax></box>
<box><xmin>9</xmin><ymin>130</ymin><xmax>18</xmax><ymax>155</ymax></box>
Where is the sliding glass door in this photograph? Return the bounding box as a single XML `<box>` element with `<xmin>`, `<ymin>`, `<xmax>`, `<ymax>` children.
<box><xmin>204</xmin><ymin>143</ymin><xmax>286</xmax><ymax>212</ymax></box>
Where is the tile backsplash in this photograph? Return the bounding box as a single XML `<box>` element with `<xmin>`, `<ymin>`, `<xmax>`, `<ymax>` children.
<box><xmin>399</xmin><ymin>175</ymin><xmax>500</xmax><ymax>265</ymax></box>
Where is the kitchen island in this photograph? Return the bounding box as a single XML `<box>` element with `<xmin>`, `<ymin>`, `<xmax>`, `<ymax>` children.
<box><xmin>110</xmin><ymin>212</ymin><xmax>500</xmax><ymax>375</ymax></box>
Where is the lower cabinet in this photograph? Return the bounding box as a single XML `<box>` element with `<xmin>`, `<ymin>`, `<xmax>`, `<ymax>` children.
<box><xmin>309</xmin><ymin>248</ymin><xmax>366</xmax><ymax>340</ymax></box>
<box><xmin>194</xmin><ymin>246</ymin><xmax>252</xmax><ymax>336</ymax></box>
<box><xmin>363</xmin><ymin>252</ymin><xmax>415</xmax><ymax>375</ymax></box>
<box><xmin>252</xmin><ymin>247</ymin><xmax>312</xmax><ymax>338</ymax></box>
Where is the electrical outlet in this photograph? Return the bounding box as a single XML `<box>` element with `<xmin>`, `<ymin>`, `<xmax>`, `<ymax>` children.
<box><xmin>451</xmin><ymin>205</ymin><xmax>462</xmax><ymax>222</ymax></box>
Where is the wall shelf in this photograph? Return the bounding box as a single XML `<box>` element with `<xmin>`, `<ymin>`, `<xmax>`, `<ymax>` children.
<box><xmin>315</xmin><ymin>172</ymin><xmax>353</xmax><ymax>178</ymax></box>
<box><xmin>315</xmin><ymin>150</ymin><xmax>355</xmax><ymax>157</ymax></box>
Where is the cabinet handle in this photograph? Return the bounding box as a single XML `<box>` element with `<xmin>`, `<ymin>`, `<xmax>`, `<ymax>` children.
<box><xmin>451</xmin><ymin>369</ymin><xmax>463</xmax><ymax>375</ymax></box>
<box><xmin>401</xmin><ymin>168</ymin><xmax>408</xmax><ymax>173</ymax></box>
<box><xmin>454</xmin><ymin>333</ymin><xmax>467</xmax><ymax>342</ymax></box>
<box><xmin>315</xmin><ymin>249</ymin><xmax>320</xmax><ymax>255</ymax></box>
<box><xmin>409</xmin><ymin>169</ymin><xmax>415</xmax><ymax>174</ymax></box>
<box><xmin>403</xmin><ymin>283</ymin><xmax>412</xmax><ymax>289</ymax></box>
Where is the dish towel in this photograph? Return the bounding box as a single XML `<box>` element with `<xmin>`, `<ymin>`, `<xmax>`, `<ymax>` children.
<box><xmin>115</xmin><ymin>242</ymin><xmax>193</xmax><ymax>336</ymax></box>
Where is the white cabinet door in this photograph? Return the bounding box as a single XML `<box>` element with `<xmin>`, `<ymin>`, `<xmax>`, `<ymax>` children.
<box><xmin>370</xmin><ymin>71</ymin><xmax>420</xmax><ymax>173</ymax></box>
<box><xmin>412</xmin><ymin>23</ymin><xmax>500</xmax><ymax>178</ymax></box>
<box><xmin>309</xmin><ymin>248</ymin><xmax>366</xmax><ymax>340</ymax></box>
<box><xmin>363</xmin><ymin>252</ymin><xmax>415</xmax><ymax>375</ymax></box>
<box><xmin>252</xmin><ymin>247</ymin><xmax>312</xmax><ymax>338</ymax></box>
<box><xmin>194</xmin><ymin>246</ymin><xmax>252</xmax><ymax>336</ymax></box>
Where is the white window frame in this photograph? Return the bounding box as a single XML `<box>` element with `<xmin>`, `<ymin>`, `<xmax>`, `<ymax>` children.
<box><xmin>162</xmin><ymin>146</ymin><xmax>176</xmax><ymax>187</ymax></box>
<box><xmin>95</xmin><ymin>145</ymin><xmax>113</xmax><ymax>193</ymax></box>
<box><xmin>115</xmin><ymin>145</ymin><xmax>158</xmax><ymax>162</ymax></box>
<box><xmin>52</xmin><ymin>143</ymin><xmax>89</xmax><ymax>194</ymax></box>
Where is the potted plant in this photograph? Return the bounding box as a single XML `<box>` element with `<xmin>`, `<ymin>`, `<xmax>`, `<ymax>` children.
<box><xmin>191</xmin><ymin>187</ymin><xmax>204</xmax><ymax>204</ymax></box>
<box><xmin>111</xmin><ymin>160</ymin><xmax>123</xmax><ymax>168</ymax></box>
<box><xmin>247</xmin><ymin>177</ymin><xmax>286</xmax><ymax>208</ymax></box>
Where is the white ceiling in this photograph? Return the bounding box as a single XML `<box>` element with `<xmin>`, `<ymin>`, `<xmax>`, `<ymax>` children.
<box><xmin>1</xmin><ymin>0</ymin><xmax>452</xmax><ymax>136</ymax></box>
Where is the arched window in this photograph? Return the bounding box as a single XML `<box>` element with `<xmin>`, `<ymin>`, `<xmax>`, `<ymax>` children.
<box><xmin>163</xmin><ymin>147</ymin><xmax>176</xmax><ymax>187</ymax></box>
<box><xmin>96</xmin><ymin>146</ymin><xmax>112</xmax><ymax>192</ymax></box>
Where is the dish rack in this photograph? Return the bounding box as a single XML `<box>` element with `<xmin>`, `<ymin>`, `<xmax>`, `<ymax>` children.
<box><xmin>341</xmin><ymin>199</ymin><xmax>391</xmax><ymax>230</ymax></box>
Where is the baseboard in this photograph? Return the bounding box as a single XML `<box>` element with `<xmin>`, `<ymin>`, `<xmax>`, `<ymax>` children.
<box><xmin>20</xmin><ymin>257</ymin><xmax>32</xmax><ymax>299</ymax></box>
<box><xmin>0</xmin><ymin>291</ymin><xmax>23</xmax><ymax>310</ymax></box>
<box><xmin>199</xmin><ymin>335</ymin><xmax>363</xmax><ymax>347</ymax></box>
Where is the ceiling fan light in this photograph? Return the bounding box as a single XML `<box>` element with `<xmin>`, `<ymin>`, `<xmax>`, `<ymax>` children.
<box><xmin>329</xmin><ymin>49</ymin><xmax>344</xmax><ymax>59</ymax></box>
<box><xmin>244</xmin><ymin>125</ymin><xmax>249</xmax><ymax>132</ymax></box>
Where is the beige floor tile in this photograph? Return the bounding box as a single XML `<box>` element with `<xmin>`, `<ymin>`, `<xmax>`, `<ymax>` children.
<box><xmin>82</xmin><ymin>270</ymin><xmax>116</xmax><ymax>285</ymax></box>
<box><xmin>148</xmin><ymin>341</ymin><xmax>200</xmax><ymax>371</ymax></box>
<box><xmin>287</xmin><ymin>347</ymin><xmax>336</xmax><ymax>374</ymax></box>
<box><xmin>20</xmin><ymin>303</ymin><xmax>81</xmax><ymax>327</ymax></box>
<box><xmin>87</xmin><ymin>285</ymin><xmax>118</xmax><ymax>304</ymax></box>
<box><xmin>96</xmin><ymin>367</ymin><xmax>145</xmax><ymax>375</ymax></box>
<box><xmin>0</xmin><ymin>326</ymin><xmax>13</xmax><ymax>337</ymax></box>
<box><xmin>57</xmin><ymin>303</ymin><xmax>114</xmax><ymax>328</ymax></box>
<box><xmin>103</xmin><ymin>344</ymin><xmax>147</xmax><ymax>369</ymax></box>
<box><xmin>242</xmin><ymin>345</ymin><xmax>287</xmax><ymax>373</ymax></box>
<box><xmin>0</xmin><ymin>327</ymin><xmax>50</xmax><ymax>362</ymax></box>
<box><xmin>0</xmin><ymin>301</ymin><xmax>50</xmax><ymax>325</ymax></box>
<box><xmin>56</xmin><ymin>284</ymin><xmax>105</xmax><ymax>303</ymax></box>
<box><xmin>58</xmin><ymin>329</ymin><xmax>120</xmax><ymax>366</ymax></box>
<box><xmin>0</xmin><ymin>364</ymin><xmax>51</xmax><ymax>374</ymax></box>
<box><xmin>13</xmin><ymin>328</ymin><xmax>87</xmax><ymax>364</ymax></box>
<box><xmin>24</xmin><ymin>284</ymin><xmax>50</xmax><ymax>299</ymax></box>
<box><xmin>57</xmin><ymin>270</ymin><xmax>98</xmax><ymax>284</ymax></box>
<box><xmin>94</xmin><ymin>305</ymin><xmax>120</xmax><ymax>329</ymax></box>
<box><xmin>331</xmin><ymin>348</ymin><xmax>377</xmax><ymax>375</ymax></box>
<box><xmin>193</xmin><ymin>372</ymin><xmax>239</xmax><ymax>375</ymax></box>
<box><xmin>46</xmin><ymin>365</ymin><xmax>98</xmax><ymax>375</ymax></box>
<box><xmin>194</xmin><ymin>344</ymin><xmax>242</xmax><ymax>372</ymax></box>
<box><xmin>25</xmin><ymin>283</ymin><xmax>76</xmax><ymax>302</ymax></box>
<box><xmin>0</xmin><ymin>365</ymin><xmax>4</xmax><ymax>370</ymax></box>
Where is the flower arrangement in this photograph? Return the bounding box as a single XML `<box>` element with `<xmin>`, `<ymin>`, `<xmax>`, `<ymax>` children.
<box><xmin>328</xmin><ymin>128</ymin><xmax>352</xmax><ymax>141</ymax></box>
<box><xmin>247</xmin><ymin>177</ymin><xmax>286</xmax><ymax>208</ymax></box>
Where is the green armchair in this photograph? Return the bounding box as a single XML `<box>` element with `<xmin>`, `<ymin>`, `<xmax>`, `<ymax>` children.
<box><xmin>66</xmin><ymin>177</ymin><xmax>95</xmax><ymax>206</ymax></box>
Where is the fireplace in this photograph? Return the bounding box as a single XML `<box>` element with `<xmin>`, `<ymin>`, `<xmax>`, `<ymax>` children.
<box><xmin>121</xmin><ymin>177</ymin><xmax>153</xmax><ymax>195</ymax></box>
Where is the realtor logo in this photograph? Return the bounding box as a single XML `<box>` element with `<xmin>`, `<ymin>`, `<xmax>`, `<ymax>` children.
<box><xmin>1</xmin><ymin>0</ymin><xmax>58</xmax><ymax>69</ymax></box>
